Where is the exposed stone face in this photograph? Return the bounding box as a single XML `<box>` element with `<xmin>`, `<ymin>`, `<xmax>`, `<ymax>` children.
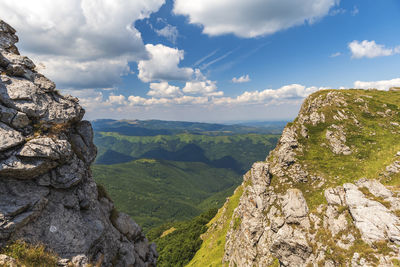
<box><xmin>281</xmin><ymin>189</ymin><xmax>309</xmax><ymax>225</ymax></box>
<box><xmin>343</xmin><ymin>183</ymin><xmax>400</xmax><ymax>245</ymax></box>
<box><xmin>325</xmin><ymin>124</ymin><xmax>352</xmax><ymax>155</ymax></box>
<box><xmin>0</xmin><ymin>122</ymin><xmax>24</xmax><ymax>151</ymax></box>
<box><xmin>0</xmin><ymin>19</ymin><xmax>156</xmax><ymax>267</ymax></box>
<box><xmin>270</xmin><ymin>224</ymin><xmax>312</xmax><ymax>266</ymax></box>
<box><xmin>223</xmin><ymin>163</ymin><xmax>275</xmax><ymax>267</ymax></box>
<box><xmin>0</xmin><ymin>21</ymin><xmax>18</xmax><ymax>53</ymax></box>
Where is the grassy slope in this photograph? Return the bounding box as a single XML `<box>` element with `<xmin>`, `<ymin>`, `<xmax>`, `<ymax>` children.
<box><xmin>275</xmin><ymin>89</ymin><xmax>400</xmax><ymax>209</ymax></box>
<box><xmin>186</xmin><ymin>185</ymin><xmax>244</xmax><ymax>267</ymax></box>
<box><xmin>147</xmin><ymin>209</ymin><xmax>218</xmax><ymax>267</ymax></box>
<box><xmin>93</xmin><ymin>159</ymin><xmax>242</xmax><ymax>231</ymax></box>
<box><xmin>292</xmin><ymin>90</ymin><xmax>400</xmax><ymax>263</ymax></box>
<box><xmin>188</xmin><ymin>89</ymin><xmax>400</xmax><ymax>266</ymax></box>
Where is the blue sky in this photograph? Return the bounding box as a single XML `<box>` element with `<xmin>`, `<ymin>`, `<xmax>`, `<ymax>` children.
<box><xmin>1</xmin><ymin>0</ymin><xmax>399</xmax><ymax>122</ymax></box>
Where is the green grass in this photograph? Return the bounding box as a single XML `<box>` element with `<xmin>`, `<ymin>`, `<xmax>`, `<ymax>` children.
<box><xmin>186</xmin><ymin>185</ymin><xmax>244</xmax><ymax>267</ymax></box>
<box><xmin>292</xmin><ymin>89</ymin><xmax>400</xmax><ymax>210</ymax></box>
<box><xmin>1</xmin><ymin>241</ymin><xmax>58</xmax><ymax>267</ymax></box>
<box><xmin>93</xmin><ymin>159</ymin><xmax>242</xmax><ymax>231</ymax></box>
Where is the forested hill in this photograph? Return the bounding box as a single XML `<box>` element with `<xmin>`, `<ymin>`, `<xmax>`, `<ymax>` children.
<box><xmin>92</xmin><ymin>119</ymin><xmax>282</xmax><ymax>231</ymax></box>
<box><xmin>93</xmin><ymin>119</ymin><xmax>284</xmax><ymax>173</ymax></box>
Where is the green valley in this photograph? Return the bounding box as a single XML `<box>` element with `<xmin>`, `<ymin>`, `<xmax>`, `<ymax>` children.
<box><xmin>92</xmin><ymin>120</ymin><xmax>281</xmax><ymax>231</ymax></box>
<box><xmin>93</xmin><ymin>159</ymin><xmax>241</xmax><ymax>230</ymax></box>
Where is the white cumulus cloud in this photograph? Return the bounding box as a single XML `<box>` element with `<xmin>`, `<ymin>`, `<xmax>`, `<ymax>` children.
<box><xmin>65</xmin><ymin>82</ymin><xmax>331</xmax><ymax>120</ymax></box>
<box><xmin>37</xmin><ymin>56</ymin><xmax>132</xmax><ymax>89</ymax></box>
<box><xmin>173</xmin><ymin>0</ymin><xmax>337</xmax><ymax>38</ymax></box>
<box><xmin>183</xmin><ymin>80</ymin><xmax>223</xmax><ymax>96</ymax></box>
<box><xmin>213</xmin><ymin>84</ymin><xmax>323</xmax><ymax>105</ymax></box>
<box><xmin>349</xmin><ymin>40</ymin><xmax>400</xmax><ymax>59</ymax></box>
<box><xmin>127</xmin><ymin>95</ymin><xmax>208</xmax><ymax>106</ymax></box>
<box><xmin>0</xmin><ymin>0</ymin><xmax>165</xmax><ymax>88</ymax></box>
<box><xmin>108</xmin><ymin>95</ymin><xmax>127</xmax><ymax>105</ymax></box>
<box><xmin>354</xmin><ymin>78</ymin><xmax>400</xmax><ymax>90</ymax></box>
<box><xmin>232</xmin><ymin>74</ymin><xmax>251</xmax><ymax>83</ymax></box>
<box><xmin>147</xmin><ymin>82</ymin><xmax>182</xmax><ymax>98</ymax></box>
<box><xmin>137</xmin><ymin>44</ymin><xmax>194</xmax><ymax>82</ymax></box>
<box><xmin>155</xmin><ymin>24</ymin><xmax>179</xmax><ymax>44</ymax></box>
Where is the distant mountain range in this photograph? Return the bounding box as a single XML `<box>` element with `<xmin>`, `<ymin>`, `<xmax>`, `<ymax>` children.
<box><xmin>92</xmin><ymin>119</ymin><xmax>287</xmax><ymax>135</ymax></box>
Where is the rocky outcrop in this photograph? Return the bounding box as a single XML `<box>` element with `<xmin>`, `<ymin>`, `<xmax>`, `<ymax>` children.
<box><xmin>223</xmin><ymin>89</ymin><xmax>400</xmax><ymax>266</ymax></box>
<box><xmin>326</xmin><ymin>124</ymin><xmax>352</xmax><ymax>155</ymax></box>
<box><xmin>333</xmin><ymin>182</ymin><xmax>400</xmax><ymax>245</ymax></box>
<box><xmin>0</xmin><ymin>20</ymin><xmax>156</xmax><ymax>266</ymax></box>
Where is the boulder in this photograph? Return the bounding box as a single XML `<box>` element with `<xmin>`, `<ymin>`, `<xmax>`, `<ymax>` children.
<box><xmin>281</xmin><ymin>189</ymin><xmax>309</xmax><ymax>224</ymax></box>
<box><xmin>343</xmin><ymin>183</ymin><xmax>400</xmax><ymax>244</ymax></box>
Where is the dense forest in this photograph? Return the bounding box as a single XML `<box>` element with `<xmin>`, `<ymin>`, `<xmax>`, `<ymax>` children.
<box><xmin>147</xmin><ymin>209</ymin><xmax>218</xmax><ymax>267</ymax></box>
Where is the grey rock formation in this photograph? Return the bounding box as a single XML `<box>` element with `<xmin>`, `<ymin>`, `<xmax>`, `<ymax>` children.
<box><xmin>385</xmin><ymin>161</ymin><xmax>400</xmax><ymax>177</ymax></box>
<box><xmin>223</xmin><ymin>158</ymin><xmax>314</xmax><ymax>266</ymax></box>
<box><xmin>281</xmin><ymin>189</ymin><xmax>309</xmax><ymax>225</ymax></box>
<box><xmin>223</xmin><ymin>163</ymin><xmax>275</xmax><ymax>266</ymax></box>
<box><xmin>222</xmin><ymin>89</ymin><xmax>400</xmax><ymax>266</ymax></box>
<box><xmin>325</xmin><ymin>124</ymin><xmax>352</xmax><ymax>155</ymax></box>
<box><xmin>0</xmin><ymin>19</ymin><xmax>156</xmax><ymax>266</ymax></box>
<box><xmin>0</xmin><ymin>122</ymin><xmax>24</xmax><ymax>151</ymax></box>
<box><xmin>270</xmin><ymin>224</ymin><xmax>312</xmax><ymax>266</ymax></box>
<box><xmin>343</xmin><ymin>182</ymin><xmax>400</xmax><ymax>245</ymax></box>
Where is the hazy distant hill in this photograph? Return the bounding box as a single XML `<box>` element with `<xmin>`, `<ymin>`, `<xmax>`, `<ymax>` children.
<box><xmin>92</xmin><ymin>119</ymin><xmax>286</xmax><ymax>135</ymax></box>
<box><xmin>94</xmin><ymin>132</ymin><xmax>279</xmax><ymax>173</ymax></box>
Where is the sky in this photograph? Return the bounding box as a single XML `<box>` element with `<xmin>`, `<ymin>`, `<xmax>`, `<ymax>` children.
<box><xmin>0</xmin><ymin>0</ymin><xmax>399</xmax><ymax>122</ymax></box>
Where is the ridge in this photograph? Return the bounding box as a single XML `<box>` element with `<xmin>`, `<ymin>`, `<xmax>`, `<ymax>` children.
<box><xmin>191</xmin><ymin>89</ymin><xmax>400</xmax><ymax>266</ymax></box>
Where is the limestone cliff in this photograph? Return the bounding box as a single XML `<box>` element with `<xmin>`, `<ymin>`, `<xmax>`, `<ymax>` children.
<box><xmin>0</xmin><ymin>20</ymin><xmax>157</xmax><ymax>266</ymax></box>
<box><xmin>191</xmin><ymin>90</ymin><xmax>400</xmax><ymax>266</ymax></box>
